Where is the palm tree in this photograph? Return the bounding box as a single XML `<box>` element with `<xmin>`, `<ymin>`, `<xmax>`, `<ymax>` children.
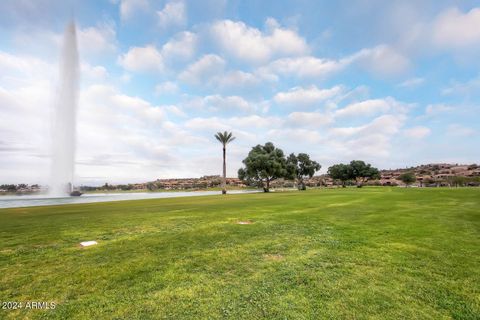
<box><xmin>214</xmin><ymin>131</ymin><xmax>236</xmax><ymax>194</ymax></box>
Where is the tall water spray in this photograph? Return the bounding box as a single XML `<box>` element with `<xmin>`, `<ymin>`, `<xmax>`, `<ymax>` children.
<box><xmin>49</xmin><ymin>21</ymin><xmax>79</xmax><ymax>196</ymax></box>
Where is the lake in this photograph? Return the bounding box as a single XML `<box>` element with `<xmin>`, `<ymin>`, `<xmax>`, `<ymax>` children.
<box><xmin>0</xmin><ymin>190</ymin><xmax>259</xmax><ymax>209</ymax></box>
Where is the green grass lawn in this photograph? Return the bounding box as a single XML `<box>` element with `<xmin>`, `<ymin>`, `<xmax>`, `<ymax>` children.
<box><xmin>0</xmin><ymin>187</ymin><xmax>479</xmax><ymax>319</ymax></box>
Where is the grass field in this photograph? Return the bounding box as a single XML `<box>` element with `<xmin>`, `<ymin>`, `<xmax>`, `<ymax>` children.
<box><xmin>0</xmin><ymin>187</ymin><xmax>479</xmax><ymax>319</ymax></box>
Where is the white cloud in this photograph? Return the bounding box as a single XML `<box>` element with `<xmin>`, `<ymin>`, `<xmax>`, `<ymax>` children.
<box><xmin>185</xmin><ymin>115</ymin><xmax>282</xmax><ymax>132</ymax></box>
<box><xmin>349</xmin><ymin>45</ymin><xmax>410</xmax><ymax>76</ymax></box>
<box><xmin>0</xmin><ymin>47</ymin><xmax>205</xmax><ymax>184</ymax></box>
<box><xmin>16</xmin><ymin>22</ymin><xmax>117</xmax><ymax>60</ymax></box>
<box><xmin>424</xmin><ymin>104</ymin><xmax>453</xmax><ymax>117</ymax></box>
<box><xmin>335</xmin><ymin>97</ymin><xmax>407</xmax><ymax>118</ymax></box>
<box><xmin>157</xmin><ymin>0</ymin><xmax>187</xmax><ymax>29</ymax></box>
<box><xmin>328</xmin><ymin>114</ymin><xmax>407</xmax><ymax>158</ymax></box>
<box><xmin>258</xmin><ymin>44</ymin><xmax>410</xmax><ymax>80</ymax></box>
<box><xmin>81</xmin><ymin>63</ymin><xmax>108</xmax><ymax>81</ymax></box>
<box><xmin>155</xmin><ymin>81</ymin><xmax>179</xmax><ymax>95</ymax></box>
<box><xmin>230</xmin><ymin>115</ymin><xmax>283</xmax><ymax>129</ymax></box>
<box><xmin>210</xmin><ymin>19</ymin><xmax>309</xmax><ymax>64</ymax></box>
<box><xmin>164</xmin><ymin>105</ymin><xmax>186</xmax><ymax>117</ymax></box>
<box><xmin>267</xmin><ymin>128</ymin><xmax>324</xmax><ymax>145</ymax></box>
<box><xmin>0</xmin><ymin>58</ymin><xmax>57</xmax><ymax>183</ymax></box>
<box><xmin>74</xmin><ymin>84</ymin><xmax>211</xmax><ymax>182</ymax></box>
<box><xmin>393</xmin><ymin>6</ymin><xmax>480</xmax><ymax>58</ymax></box>
<box><xmin>183</xmin><ymin>94</ymin><xmax>261</xmax><ymax>114</ymax></box>
<box><xmin>179</xmin><ymin>67</ymin><xmax>266</xmax><ymax>92</ymax></box>
<box><xmin>274</xmin><ymin>85</ymin><xmax>343</xmax><ymax>106</ymax></box>
<box><xmin>330</xmin><ymin>114</ymin><xmax>406</xmax><ymax>138</ymax></box>
<box><xmin>262</xmin><ymin>56</ymin><xmax>347</xmax><ymax>78</ymax></box>
<box><xmin>184</xmin><ymin>117</ymin><xmax>228</xmax><ymax>131</ymax></box>
<box><xmin>120</xmin><ymin>73</ymin><xmax>131</xmax><ymax>83</ymax></box>
<box><xmin>286</xmin><ymin>112</ymin><xmax>333</xmax><ymax>128</ymax></box>
<box><xmin>446</xmin><ymin>124</ymin><xmax>476</xmax><ymax>137</ymax></box>
<box><xmin>442</xmin><ymin>76</ymin><xmax>480</xmax><ymax>96</ymax></box>
<box><xmin>398</xmin><ymin>77</ymin><xmax>425</xmax><ymax>88</ymax></box>
<box><xmin>215</xmin><ymin>70</ymin><xmax>260</xmax><ymax>89</ymax></box>
<box><xmin>404</xmin><ymin>126</ymin><xmax>431</xmax><ymax>138</ymax></box>
<box><xmin>432</xmin><ymin>7</ymin><xmax>480</xmax><ymax>49</ymax></box>
<box><xmin>78</xmin><ymin>22</ymin><xmax>117</xmax><ymax>56</ymax></box>
<box><xmin>118</xmin><ymin>45</ymin><xmax>163</xmax><ymax>72</ymax></box>
<box><xmin>178</xmin><ymin>54</ymin><xmax>225</xmax><ymax>84</ymax></box>
<box><xmin>203</xmin><ymin>95</ymin><xmax>253</xmax><ymax>113</ymax></box>
<box><xmin>119</xmin><ymin>0</ymin><xmax>149</xmax><ymax>21</ymax></box>
<box><xmin>118</xmin><ymin>31</ymin><xmax>197</xmax><ymax>73</ymax></box>
<box><xmin>379</xmin><ymin>6</ymin><xmax>480</xmax><ymax>63</ymax></box>
<box><xmin>161</xmin><ymin>31</ymin><xmax>197</xmax><ymax>62</ymax></box>
<box><xmin>359</xmin><ymin>114</ymin><xmax>405</xmax><ymax>135</ymax></box>
<box><xmin>0</xmin><ymin>51</ymin><xmax>52</xmax><ymax>82</ymax></box>
<box><xmin>82</xmin><ymin>85</ymin><xmax>165</xmax><ymax>124</ymax></box>
<box><xmin>0</xmin><ymin>84</ymin><xmax>51</xmax><ymax>145</ymax></box>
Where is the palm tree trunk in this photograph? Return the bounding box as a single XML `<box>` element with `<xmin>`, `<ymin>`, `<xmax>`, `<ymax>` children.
<box><xmin>222</xmin><ymin>146</ymin><xmax>226</xmax><ymax>194</ymax></box>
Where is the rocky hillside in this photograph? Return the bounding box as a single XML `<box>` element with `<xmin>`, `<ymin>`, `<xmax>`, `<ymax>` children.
<box><xmin>378</xmin><ymin>163</ymin><xmax>480</xmax><ymax>186</ymax></box>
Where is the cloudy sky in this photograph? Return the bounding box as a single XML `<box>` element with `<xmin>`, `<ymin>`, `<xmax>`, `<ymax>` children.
<box><xmin>0</xmin><ymin>0</ymin><xmax>479</xmax><ymax>185</ymax></box>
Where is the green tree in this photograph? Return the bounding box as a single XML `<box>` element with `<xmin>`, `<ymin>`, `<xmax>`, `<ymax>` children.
<box><xmin>467</xmin><ymin>176</ymin><xmax>480</xmax><ymax>186</ymax></box>
<box><xmin>214</xmin><ymin>131</ymin><xmax>236</xmax><ymax>194</ymax></box>
<box><xmin>146</xmin><ymin>182</ymin><xmax>157</xmax><ymax>191</ymax></box>
<box><xmin>286</xmin><ymin>153</ymin><xmax>321</xmax><ymax>190</ymax></box>
<box><xmin>327</xmin><ymin>164</ymin><xmax>352</xmax><ymax>187</ymax></box>
<box><xmin>450</xmin><ymin>176</ymin><xmax>467</xmax><ymax>187</ymax></box>
<box><xmin>238</xmin><ymin>142</ymin><xmax>287</xmax><ymax>192</ymax></box>
<box><xmin>398</xmin><ymin>172</ymin><xmax>416</xmax><ymax>187</ymax></box>
<box><xmin>349</xmin><ymin>160</ymin><xmax>380</xmax><ymax>187</ymax></box>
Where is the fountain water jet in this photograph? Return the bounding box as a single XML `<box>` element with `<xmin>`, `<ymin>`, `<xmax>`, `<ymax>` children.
<box><xmin>49</xmin><ymin>21</ymin><xmax>79</xmax><ymax>197</ymax></box>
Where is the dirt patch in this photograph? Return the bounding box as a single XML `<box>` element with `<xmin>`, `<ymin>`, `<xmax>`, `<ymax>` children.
<box><xmin>264</xmin><ymin>254</ymin><xmax>284</xmax><ymax>261</ymax></box>
<box><xmin>236</xmin><ymin>220</ymin><xmax>253</xmax><ymax>225</ymax></box>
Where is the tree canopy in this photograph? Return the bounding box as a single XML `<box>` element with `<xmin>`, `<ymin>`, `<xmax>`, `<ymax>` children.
<box><xmin>327</xmin><ymin>163</ymin><xmax>352</xmax><ymax>187</ymax></box>
<box><xmin>238</xmin><ymin>142</ymin><xmax>287</xmax><ymax>192</ymax></box>
<box><xmin>398</xmin><ymin>172</ymin><xmax>416</xmax><ymax>186</ymax></box>
<box><xmin>286</xmin><ymin>153</ymin><xmax>321</xmax><ymax>190</ymax></box>
<box><xmin>349</xmin><ymin>160</ymin><xmax>380</xmax><ymax>186</ymax></box>
<box><xmin>214</xmin><ymin>131</ymin><xmax>236</xmax><ymax>146</ymax></box>
<box><xmin>328</xmin><ymin>160</ymin><xmax>379</xmax><ymax>187</ymax></box>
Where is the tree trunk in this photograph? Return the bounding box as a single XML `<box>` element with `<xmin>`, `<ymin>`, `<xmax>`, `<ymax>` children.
<box><xmin>222</xmin><ymin>146</ymin><xmax>227</xmax><ymax>194</ymax></box>
<box><xmin>264</xmin><ymin>179</ymin><xmax>270</xmax><ymax>192</ymax></box>
<box><xmin>356</xmin><ymin>177</ymin><xmax>364</xmax><ymax>188</ymax></box>
<box><xmin>298</xmin><ymin>179</ymin><xmax>306</xmax><ymax>190</ymax></box>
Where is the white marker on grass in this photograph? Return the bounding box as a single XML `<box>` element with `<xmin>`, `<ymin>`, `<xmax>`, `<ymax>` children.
<box><xmin>80</xmin><ymin>241</ymin><xmax>98</xmax><ymax>247</ymax></box>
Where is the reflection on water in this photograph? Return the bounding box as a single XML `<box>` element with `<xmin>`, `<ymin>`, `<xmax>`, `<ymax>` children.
<box><xmin>0</xmin><ymin>190</ymin><xmax>259</xmax><ymax>209</ymax></box>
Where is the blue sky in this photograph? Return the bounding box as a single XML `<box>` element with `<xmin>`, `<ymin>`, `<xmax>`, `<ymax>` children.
<box><xmin>0</xmin><ymin>0</ymin><xmax>479</xmax><ymax>184</ymax></box>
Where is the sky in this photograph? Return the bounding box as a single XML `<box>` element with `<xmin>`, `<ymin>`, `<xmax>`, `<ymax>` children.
<box><xmin>0</xmin><ymin>0</ymin><xmax>479</xmax><ymax>185</ymax></box>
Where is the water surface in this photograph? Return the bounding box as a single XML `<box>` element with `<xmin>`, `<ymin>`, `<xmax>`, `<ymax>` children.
<box><xmin>0</xmin><ymin>190</ymin><xmax>259</xmax><ymax>209</ymax></box>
